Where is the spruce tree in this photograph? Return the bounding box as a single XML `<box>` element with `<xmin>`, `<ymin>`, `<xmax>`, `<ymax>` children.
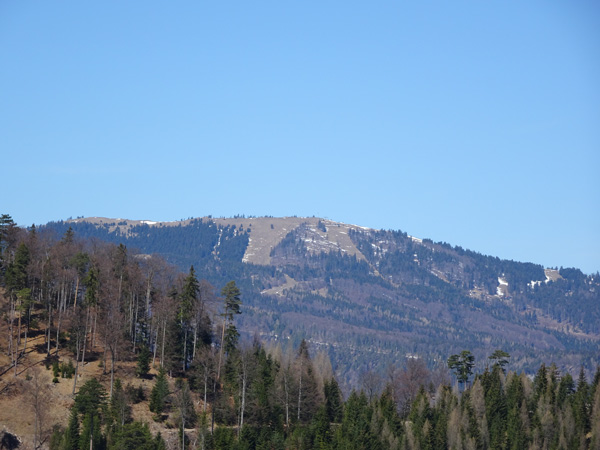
<box><xmin>178</xmin><ymin>266</ymin><xmax>199</xmax><ymax>372</ymax></box>
<box><xmin>505</xmin><ymin>374</ymin><xmax>528</xmax><ymax>450</ymax></box>
<box><xmin>74</xmin><ymin>378</ymin><xmax>107</xmax><ymax>417</ymax></box>
<box><xmin>217</xmin><ymin>280</ymin><xmax>242</xmax><ymax>378</ymax></box>
<box><xmin>149</xmin><ymin>367</ymin><xmax>169</xmax><ymax>417</ymax></box>
<box><xmin>573</xmin><ymin>366</ymin><xmax>590</xmax><ymax>438</ymax></box>
<box><xmin>484</xmin><ymin>368</ymin><xmax>507</xmax><ymax>449</ymax></box>
<box><xmin>324</xmin><ymin>378</ymin><xmax>343</xmax><ymax>423</ymax></box>
<box><xmin>136</xmin><ymin>346</ymin><xmax>151</xmax><ymax>378</ymax></box>
<box><xmin>62</xmin><ymin>409</ymin><xmax>80</xmax><ymax>450</ymax></box>
<box><xmin>79</xmin><ymin>413</ymin><xmax>105</xmax><ymax>450</ymax></box>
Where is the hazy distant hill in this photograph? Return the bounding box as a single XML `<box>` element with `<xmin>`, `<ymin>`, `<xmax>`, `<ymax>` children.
<box><xmin>42</xmin><ymin>216</ymin><xmax>600</xmax><ymax>386</ymax></box>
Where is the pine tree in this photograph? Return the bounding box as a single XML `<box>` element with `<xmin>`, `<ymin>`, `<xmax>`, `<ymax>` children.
<box><xmin>488</xmin><ymin>350</ymin><xmax>510</xmax><ymax>373</ymax></box>
<box><xmin>448</xmin><ymin>350</ymin><xmax>475</xmax><ymax>390</ymax></box>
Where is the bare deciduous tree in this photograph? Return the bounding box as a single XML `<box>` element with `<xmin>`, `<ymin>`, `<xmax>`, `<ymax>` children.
<box><xmin>25</xmin><ymin>367</ymin><xmax>51</xmax><ymax>449</ymax></box>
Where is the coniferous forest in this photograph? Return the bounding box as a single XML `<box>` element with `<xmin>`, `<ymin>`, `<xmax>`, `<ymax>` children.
<box><xmin>1</xmin><ymin>214</ymin><xmax>600</xmax><ymax>450</ymax></box>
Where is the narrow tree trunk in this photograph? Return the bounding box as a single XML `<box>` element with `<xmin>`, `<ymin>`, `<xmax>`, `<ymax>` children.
<box><xmin>72</xmin><ymin>335</ymin><xmax>81</xmax><ymax>395</ymax></box>
<box><xmin>102</xmin><ymin>338</ymin><xmax>108</xmax><ymax>375</ymax></box>
<box><xmin>297</xmin><ymin>359</ymin><xmax>303</xmax><ymax>421</ymax></box>
<box><xmin>182</xmin><ymin>325</ymin><xmax>187</xmax><ymax>373</ymax></box>
<box><xmin>211</xmin><ymin>379</ymin><xmax>217</xmax><ymax>435</ymax></box>
<box><xmin>129</xmin><ymin>293</ymin><xmax>134</xmax><ymax>339</ymax></box>
<box><xmin>89</xmin><ymin>415</ymin><xmax>93</xmax><ymax>450</ymax></box>
<box><xmin>92</xmin><ymin>309</ymin><xmax>98</xmax><ymax>349</ymax></box>
<box><xmin>46</xmin><ymin>303</ymin><xmax>52</xmax><ymax>356</ymax></box>
<box><xmin>17</xmin><ymin>303</ymin><xmax>22</xmax><ymax>346</ymax></box>
<box><xmin>181</xmin><ymin>415</ymin><xmax>186</xmax><ymax>450</ymax></box>
<box><xmin>132</xmin><ymin>293</ymin><xmax>139</xmax><ymax>353</ymax></box>
<box><xmin>55</xmin><ymin>303</ymin><xmax>63</xmax><ymax>356</ymax></box>
<box><xmin>145</xmin><ymin>275</ymin><xmax>152</xmax><ymax>319</ymax></box>
<box><xmin>203</xmin><ymin>371</ymin><xmax>208</xmax><ymax>413</ymax></box>
<box><xmin>160</xmin><ymin>320</ymin><xmax>166</xmax><ymax>368</ymax></box>
<box><xmin>110</xmin><ymin>345</ymin><xmax>116</xmax><ymax>399</ymax></box>
<box><xmin>81</xmin><ymin>306</ymin><xmax>90</xmax><ymax>365</ymax></box>
<box><xmin>217</xmin><ymin>318</ymin><xmax>226</xmax><ymax>380</ymax></box>
<box><xmin>152</xmin><ymin>326</ymin><xmax>158</xmax><ymax>367</ymax></box>
<box><xmin>239</xmin><ymin>367</ymin><xmax>247</xmax><ymax>436</ymax></box>
<box><xmin>284</xmin><ymin>370</ymin><xmax>290</xmax><ymax>429</ymax></box>
<box><xmin>9</xmin><ymin>297</ymin><xmax>17</xmax><ymax>376</ymax></box>
<box><xmin>7</xmin><ymin>297</ymin><xmax>13</xmax><ymax>357</ymax></box>
<box><xmin>21</xmin><ymin>305</ymin><xmax>31</xmax><ymax>358</ymax></box>
<box><xmin>73</xmin><ymin>276</ymin><xmax>80</xmax><ymax>309</ymax></box>
<box><xmin>34</xmin><ymin>407</ymin><xmax>38</xmax><ymax>450</ymax></box>
<box><xmin>192</xmin><ymin>322</ymin><xmax>198</xmax><ymax>362</ymax></box>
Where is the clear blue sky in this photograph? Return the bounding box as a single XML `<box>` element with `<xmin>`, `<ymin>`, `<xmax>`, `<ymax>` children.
<box><xmin>2</xmin><ymin>1</ymin><xmax>599</xmax><ymax>274</ymax></box>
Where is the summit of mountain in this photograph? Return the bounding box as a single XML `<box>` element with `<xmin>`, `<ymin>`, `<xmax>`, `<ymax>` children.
<box><xmin>67</xmin><ymin>216</ymin><xmax>372</xmax><ymax>266</ymax></box>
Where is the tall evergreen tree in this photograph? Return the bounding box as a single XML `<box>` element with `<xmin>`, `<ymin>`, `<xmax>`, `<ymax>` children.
<box><xmin>136</xmin><ymin>345</ymin><xmax>151</xmax><ymax>378</ymax></box>
<box><xmin>324</xmin><ymin>377</ymin><xmax>343</xmax><ymax>423</ymax></box>
<box><xmin>178</xmin><ymin>266</ymin><xmax>199</xmax><ymax>372</ymax></box>
<box><xmin>294</xmin><ymin>339</ymin><xmax>322</xmax><ymax>423</ymax></box>
<box><xmin>62</xmin><ymin>409</ymin><xmax>80</xmax><ymax>450</ymax></box>
<box><xmin>448</xmin><ymin>350</ymin><xmax>475</xmax><ymax>390</ymax></box>
<box><xmin>5</xmin><ymin>242</ymin><xmax>30</xmax><ymax>293</ymax></box>
<box><xmin>110</xmin><ymin>422</ymin><xmax>158</xmax><ymax>450</ymax></box>
<box><xmin>74</xmin><ymin>378</ymin><xmax>107</xmax><ymax>417</ymax></box>
<box><xmin>336</xmin><ymin>391</ymin><xmax>375</xmax><ymax>449</ymax></box>
<box><xmin>488</xmin><ymin>349</ymin><xmax>510</xmax><ymax>373</ymax></box>
<box><xmin>573</xmin><ymin>366</ymin><xmax>590</xmax><ymax>439</ymax></box>
<box><xmin>483</xmin><ymin>367</ymin><xmax>507</xmax><ymax>449</ymax></box>
<box><xmin>149</xmin><ymin>367</ymin><xmax>170</xmax><ymax>417</ymax></box>
<box><xmin>505</xmin><ymin>374</ymin><xmax>529</xmax><ymax>450</ymax></box>
<box><xmin>217</xmin><ymin>280</ymin><xmax>242</xmax><ymax>378</ymax></box>
<box><xmin>79</xmin><ymin>412</ymin><xmax>105</xmax><ymax>450</ymax></box>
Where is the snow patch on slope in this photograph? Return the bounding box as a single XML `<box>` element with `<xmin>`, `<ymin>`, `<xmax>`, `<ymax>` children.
<box><xmin>497</xmin><ymin>277</ymin><xmax>508</xmax><ymax>297</ymax></box>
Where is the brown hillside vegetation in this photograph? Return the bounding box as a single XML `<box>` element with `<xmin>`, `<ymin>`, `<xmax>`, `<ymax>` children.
<box><xmin>0</xmin><ymin>292</ymin><xmax>200</xmax><ymax>450</ymax></box>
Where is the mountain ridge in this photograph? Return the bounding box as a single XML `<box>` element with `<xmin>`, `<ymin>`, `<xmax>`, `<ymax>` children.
<box><xmin>45</xmin><ymin>215</ymin><xmax>599</xmax><ymax>385</ymax></box>
<box><xmin>68</xmin><ymin>216</ymin><xmax>375</xmax><ymax>266</ymax></box>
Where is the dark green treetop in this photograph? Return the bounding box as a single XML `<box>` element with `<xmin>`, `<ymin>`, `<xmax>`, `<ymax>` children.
<box><xmin>448</xmin><ymin>350</ymin><xmax>475</xmax><ymax>388</ymax></box>
<box><xmin>488</xmin><ymin>350</ymin><xmax>510</xmax><ymax>373</ymax></box>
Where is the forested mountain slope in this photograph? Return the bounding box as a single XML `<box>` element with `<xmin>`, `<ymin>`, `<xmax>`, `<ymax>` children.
<box><xmin>42</xmin><ymin>217</ymin><xmax>600</xmax><ymax>384</ymax></box>
<box><xmin>2</xmin><ymin>213</ymin><xmax>600</xmax><ymax>449</ymax></box>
